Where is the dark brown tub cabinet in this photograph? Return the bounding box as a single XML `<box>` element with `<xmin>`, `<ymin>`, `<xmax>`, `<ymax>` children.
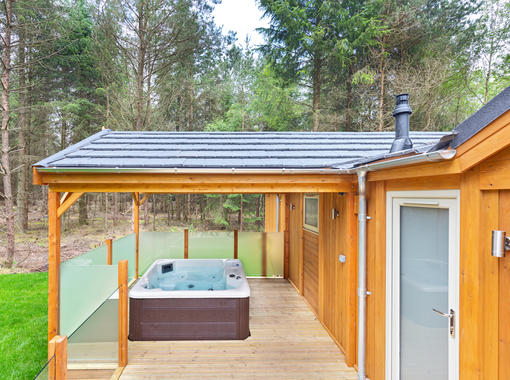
<box><xmin>129</xmin><ymin>297</ymin><xmax>250</xmax><ymax>340</ymax></box>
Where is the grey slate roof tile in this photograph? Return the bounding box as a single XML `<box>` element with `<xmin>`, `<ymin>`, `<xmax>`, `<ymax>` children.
<box><xmin>34</xmin><ymin>130</ymin><xmax>446</xmax><ymax>170</ymax></box>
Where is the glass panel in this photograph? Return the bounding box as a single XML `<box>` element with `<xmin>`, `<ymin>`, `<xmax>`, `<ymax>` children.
<box><xmin>33</xmin><ymin>355</ymin><xmax>54</xmax><ymax>380</ymax></box>
<box><xmin>60</xmin><ymin>265</ymin><xmax>118</xmax><ymax>337</ymax></box>
<box><xmin>67</xmin><ymin>288</ymin><xmax>118</xmax><ymax>364</ymax></box>
<box><xmin>63</xmin><ymin>244</ymin><xmax>107</xmax><ymax>266</ymax></box>
<box><xmin>238</xmin><ymin>232</ymin><xmax>263</xmax><ymax>276</ymax></box>
<box><xmin>111</xmin><ymin>234</ymin><xmax>136</xmax><ymax>280</ymax></box>
<box><xmin>140</xmin><ymin>231</ymin><xmax>184</xmax><ymax>274</ymax></box>
<box><xmin>400</xmin><ymin>206</ymin><xmax>449</xmax><ymax>380</ymax></box>
<box><xmin>238</xmin><ymin>232</ymin><xmax>284</xmax><ymax>277</ymax></box>
<box><xmin>189</xmin><ymin>231</ymin><xmax>234</xmax><ymax>259</ymax></box>
<box><xmin>266</xmin><ymin>232</ymin><xmax>284</xmax><ymax>277</ymax></box>
<box><xmin>304</xmin><ymin>196</ymin><xmax>319</xmax><ymax>230</ymax></box>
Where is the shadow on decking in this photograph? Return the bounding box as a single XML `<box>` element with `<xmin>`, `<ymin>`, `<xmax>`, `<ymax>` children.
<box><xmin>69</xmin><ymin>279</ymin><xmax>357</xmax><ymax>380</ymax></box>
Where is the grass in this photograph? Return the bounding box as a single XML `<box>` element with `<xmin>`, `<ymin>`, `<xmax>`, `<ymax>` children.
<box><xmin>0</xmin><ymin>272</ymin><xmax>48</xmax><ymax>380</ymax></box>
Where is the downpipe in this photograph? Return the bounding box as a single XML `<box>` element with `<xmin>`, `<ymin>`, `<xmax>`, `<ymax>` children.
<box><xmin>357</xmin><ymin>170</ymin><xmax>368</xmax><ymax>380</ymax></box>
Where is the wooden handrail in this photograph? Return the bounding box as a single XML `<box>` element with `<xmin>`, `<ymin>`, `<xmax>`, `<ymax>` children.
<box><xmin>48</xmin><ymin>335</ymin><xmax>67</xmax><ymax>380</ymax></box>
<box><xmin>106</xmin><ymin>239</ymin><xmax>112</xmax><ymax>265</ymax></box>
<box><xmin>118</xmin><ymin>260</ymin><xmax>128</xmax><ymax>367</ymax></box>
<box><xmin>184</xmin><ymin>229</ymin><xmax>189</xmax><ymax>259</ymax></box>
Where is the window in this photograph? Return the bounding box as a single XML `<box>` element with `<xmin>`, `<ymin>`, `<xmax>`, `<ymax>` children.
<box><xmin>303</xmin><ymin>195</ymin><xmax>319</xmax><ymax>233</ymax></box>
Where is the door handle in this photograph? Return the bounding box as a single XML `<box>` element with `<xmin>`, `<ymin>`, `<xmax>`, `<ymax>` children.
<box><xmin>432</xmin><ymin>308</ymin><xmax>455</xmax><ymax>337</ymax></box>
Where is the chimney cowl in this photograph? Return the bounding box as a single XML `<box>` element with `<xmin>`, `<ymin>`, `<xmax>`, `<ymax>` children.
<box><xmin>389</xmin><ymin>93</ymin><xmax>413</xmax><ymax>153</ymax></box>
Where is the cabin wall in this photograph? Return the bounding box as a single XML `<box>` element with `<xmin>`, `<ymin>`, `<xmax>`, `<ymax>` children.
<box><xmin>288</xmin><ymin>193</ymin><xmax>303</xmax><ymax>292</ymax></box>
<box><xmin>361</xmin><ymin>145</ymin><xmax>510</xmax><ymax>380</ymax></box>
<box><xmin>286</xmin><ymin>192</ymin><xmax>358</xmax><ymax>366</ymax></box>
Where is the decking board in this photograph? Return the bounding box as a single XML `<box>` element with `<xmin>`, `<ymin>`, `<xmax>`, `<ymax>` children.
<box><xmin>119</xmin><ymin>278</ymin><xmax>357</xmax><ymax>379</ymax></box>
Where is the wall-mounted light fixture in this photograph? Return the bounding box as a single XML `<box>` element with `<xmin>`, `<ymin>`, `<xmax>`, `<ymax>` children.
<box><xmin>331</xmin><ymin>208</ymin><xmax>339</xmax><ymax>220</ymax></box>
<box><xmin>290</xmin><ymin>203</ymin><xmax>296</xmax><ymax>211</ymax></box>
<box><xmin>492</xmin><ymin>230</ymin><xmax>510</xmax><ymax>258</ymax></box>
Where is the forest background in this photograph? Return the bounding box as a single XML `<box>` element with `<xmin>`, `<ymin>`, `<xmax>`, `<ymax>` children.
<box><xmin>0</xmin><ymin>0</ymin><xmax>508</xmax><ymax>270</ymax></box>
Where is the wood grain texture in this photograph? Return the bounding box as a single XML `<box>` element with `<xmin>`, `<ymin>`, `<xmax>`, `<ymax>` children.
<box><xmin>479</xmin><ymin>147</ymin><xmax>510</xmax><ymax>190</ymax></box>
<box><xmin>119</xmin><ymin>279</ymin><xmax>357</xmax><ymax>379</ymax></box>
<box><xmin>48</xmin><ymin>191</ymin><xmax>60</xmax><ymax>342</ymax></box>
<box><xmin>459</xmin><ymin>167</ymin><xmax>482</xmax><ymax>378</ymax></box>
<box><xmin>480</xmin><ymin>191</ymin><xmax>499</xmax><ymax>379</ymax></box>
<box><xmin>106</xmin><ymin>239</ymin><xmax>112</xmax><ymax>265</ymax></box>
<box><xmin>499</xmin><ymin>190</ymin><xmax>510</xmax><ymax>380</ymax></box>
<box><xmin>133</xmin><ymin>194</ymin><xmax>139</xmax><ymax>279</ymax></box>
<box><xmin>118</xmin><ymin>260</ymin><xmax>128</xmax><ymax>367</ymax></box>
<box><xmin>373</xmin><ymin>181</ymin><xmax>386</xmax><ymax>380</ymax></box>
<box><xmin>344</xmin><ymin>192</ymin><xmax>358</xmax><ymax>367</ymax></box>
<box><xmin>184</xmin><ymin>229</ymin><xmax>189</xmax><ymax>259</ymax></box>
<box><xmin>288</xmin><ymin>193</ymin><xmax>303</xmax><ymax>293</ymax></box>
<box><xmin>303</xmin><ymin>230</ymin><xmax>319</xmax><ymax>314</ymax></box>
<box><xmin>264</xmin><ymin>194</ymin><xmax>278</xmax><ymax>232</ymax></box>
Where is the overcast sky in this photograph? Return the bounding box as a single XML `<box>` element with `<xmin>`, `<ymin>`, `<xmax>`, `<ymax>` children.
<box><xmin>212</xmin><ymin>0</ymin><xmax>269</xmax><ymax>47</ymax></box>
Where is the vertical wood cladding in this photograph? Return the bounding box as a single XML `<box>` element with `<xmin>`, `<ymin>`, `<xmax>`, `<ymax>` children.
<box><xmin>303</xmin><ymin>229</ymin><xmax>319</xmax><ymax>313</ymax></box>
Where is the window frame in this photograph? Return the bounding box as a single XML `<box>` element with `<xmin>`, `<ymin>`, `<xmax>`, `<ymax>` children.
<box><xmin>303</xmin><ymin>194</ymin><xmax>319</xmax><ymax>233</ymax></box>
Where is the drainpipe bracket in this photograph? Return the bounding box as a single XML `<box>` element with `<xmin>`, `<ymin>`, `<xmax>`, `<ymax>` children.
<box><xmin>358</xmin><ymin>288</ymin><xmax>370</xmax><ymax>297</ymax></box>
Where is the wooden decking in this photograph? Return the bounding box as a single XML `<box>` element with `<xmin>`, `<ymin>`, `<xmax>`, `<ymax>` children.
<box><xmin>119</xmin><ymin>278</ymin><xmax>357</xmax><ymax>379</ymax></box>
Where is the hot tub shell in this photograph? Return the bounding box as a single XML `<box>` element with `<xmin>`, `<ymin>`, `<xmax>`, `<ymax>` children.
<box><xmin>129</xmin><ymin>259</ymin><xmax>250</xmax><ymax>341</ymax></box>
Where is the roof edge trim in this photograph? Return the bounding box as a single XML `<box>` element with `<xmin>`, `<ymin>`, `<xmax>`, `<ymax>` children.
<box><xmin>33</xmin><ymin>129</ymin><xmax>112</xmax><ymax>167</ymax></box>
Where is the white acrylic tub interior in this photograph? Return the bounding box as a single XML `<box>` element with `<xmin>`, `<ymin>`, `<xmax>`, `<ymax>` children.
<box><xmin>130</xmin><ymin>259</ymin><xmax>250</xmax><ymax>298</ymax></box>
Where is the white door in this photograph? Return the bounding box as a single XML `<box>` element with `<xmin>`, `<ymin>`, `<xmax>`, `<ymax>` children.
<box><xmin>386</xmin><ymin>191</ymin><xmax>459</xmax><ymax>380</ymax></box>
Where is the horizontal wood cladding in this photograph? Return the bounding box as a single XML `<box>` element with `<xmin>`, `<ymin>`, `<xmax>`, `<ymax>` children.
<box><xmin>303</xmin><ymin>230</ymin><xmax>319</xmax><ymax>314</ymax></box>
<box><xmin>288</xmin><ymin>193</ymin><xmax>303</xmax><ymax>292</ymax></box>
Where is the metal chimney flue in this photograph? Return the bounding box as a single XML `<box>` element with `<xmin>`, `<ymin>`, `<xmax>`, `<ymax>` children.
<box><xmin>390</xmin><ymin>93</ymin><xmax>413</xmax><ymax>153</ymax></box>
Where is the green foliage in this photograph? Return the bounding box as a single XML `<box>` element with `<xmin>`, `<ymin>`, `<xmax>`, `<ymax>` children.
<box><xmin>0</xmin><ymin>273</ymin><xmax>48</xmax><ymax>380</ymax></box>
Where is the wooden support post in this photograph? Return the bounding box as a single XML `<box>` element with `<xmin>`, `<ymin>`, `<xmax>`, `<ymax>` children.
<box><xmin>234</xmin><ymin>230</ymin><xmax>238</xmax><ymax>259</ymax></box>
<box><xmin>118</xmin><ymin>260</ymin><xmax>128</xmax><ymax>367</ymax></box>
<box><xmin>262</xmin><ymin>232</ymin><xmax>267</xmax><ymax>277</ymax></box>
<box><xmin>184</xmin><ymin>229</ymin><xmax>189</xmax><ymax>259</ymax></box>
<box><xmin>48</xmin><ymin>191</ymin><xmax>61</xmax><ymax>342</ymax></box>
<box><xmin>106</xmin><ymin>239</ymin><xmax>113</xmax><ymax>265</ymax></box>
<box><xmin>48</xmin><ymin>335</ymin><xmax>67</xmax><ymax>380</ymax></box>
<box><xmin>133</xmin><ymin>193</ymin><xmax>139</xmax><ymax>279</ymax></box>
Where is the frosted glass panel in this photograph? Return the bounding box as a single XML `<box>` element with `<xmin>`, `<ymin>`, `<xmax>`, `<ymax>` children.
<box><xmin>189</xmin><ymin>231</ymin><xmax>234</xmax><ymax>259</ymax></box>
<box><xmin>111</xmin><ymin>234</ymin><xmax>136</xmax><ymax>280</ymax></box>
<box><xmin>266</xmin><ymin>232</ymin><xmax>284</xmax><ymax>277</ymax></box>
<box><xmin>238</xmin><ymin>232</ymin><xmax>263</xmax><ymax>276</ymax></box>
<box><xmin>60</xmin><ymin>265</ymin><xmax>118</xmax><ymax>336</ymax></box>
<box><xmin>63</xmin><ymin>244</ymin><xmax>106</xmax><ymax>265</ymax></box>
<box><xmin>68</xmin><ymin>294</ymin><xmax>118</xmax><ymax>364</ymax></box>
<box><xmin>140</xmin><ymin>232</ymin><xmax>184</xmax><ymax>274</ymax></box>
<box><xmin>400</xmin><ymin>206</ymin><xmax>449</xmax><ymax>380</ymax></box>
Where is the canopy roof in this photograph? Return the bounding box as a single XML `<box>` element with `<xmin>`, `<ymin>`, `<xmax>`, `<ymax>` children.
<box><xmin>34</xmin><ymin>131</ymin><xmax>446</xmax><ymax>171</ymax></box>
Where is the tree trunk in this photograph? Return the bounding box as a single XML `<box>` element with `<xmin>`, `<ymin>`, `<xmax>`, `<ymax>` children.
<box><xmin>377</xmin><ymin>45</ymin><xmax>386</xmax><ymax>131</ymax></box>
<box><xmin>136</xmin><ymin>0</ymin><xmax>146</xmax><ymax>130</ymax></box>
<box><xmin>1</xmin><ymin>0</ymin><xmax>15</xmax><ymax>267</ymax></box>
<box><xmin>113</xmin><ymin>192</ymin><xmax>119</xmax><ymax>225</ymax></box>
<box><xmin>186</xmin><ymin>194</ymin><xmax>191</xmax><ymax>223</ymax></box>
<box><xmin>79</xmin><ymin>195</ymin><xmax>88</xmax><ymax>225</ymax></box>
<box><xmin>16</xmin><ymin>29</ymin><xmax>29</xmax><ymax>231</ymax></box>
<box><xmin>144</xmin><ymin>198</ymin><xmax>149</xmax><ymax>225</ymax></box>
<box><xmin>311</xmin><ymin>57</ymin><xmax>322</xmax><ymax>132</ymax></box>
<box><xmin>238</xmin><ymin>194</ymin><xmax>243</xmax><ymax>232</ymax></box>
<box><xmin>345</xmin><ymin>65</ymin><xmax>353</xmax><ymax>131</ymax></box>
<box><xmin>152</xmin><ymin>195</ymin><xmax>156</xmax><ymax>231</ymax></box>
<box><xmin>189</xmin><ymin>80</ymin><xmax>194</xmax><ymax>131</ymax></box>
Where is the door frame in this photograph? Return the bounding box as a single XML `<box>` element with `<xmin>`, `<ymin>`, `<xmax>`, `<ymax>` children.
<box><xmin>385</xmin><ymin>190</ymin><xmax>460</xmax><ymax>380</ymax></box>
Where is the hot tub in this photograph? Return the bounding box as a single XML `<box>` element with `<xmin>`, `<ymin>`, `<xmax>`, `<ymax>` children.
<box><xmin>129</xmin><ymin>259</ymin><xmax>250</xmax><ymax>340</ymax></box>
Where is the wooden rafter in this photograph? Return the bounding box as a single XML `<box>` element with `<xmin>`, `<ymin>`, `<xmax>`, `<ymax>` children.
<box><xmin>57</xmin><ymin>192</ymin><xmax>84</xmax><ymax>218</ymax></box>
